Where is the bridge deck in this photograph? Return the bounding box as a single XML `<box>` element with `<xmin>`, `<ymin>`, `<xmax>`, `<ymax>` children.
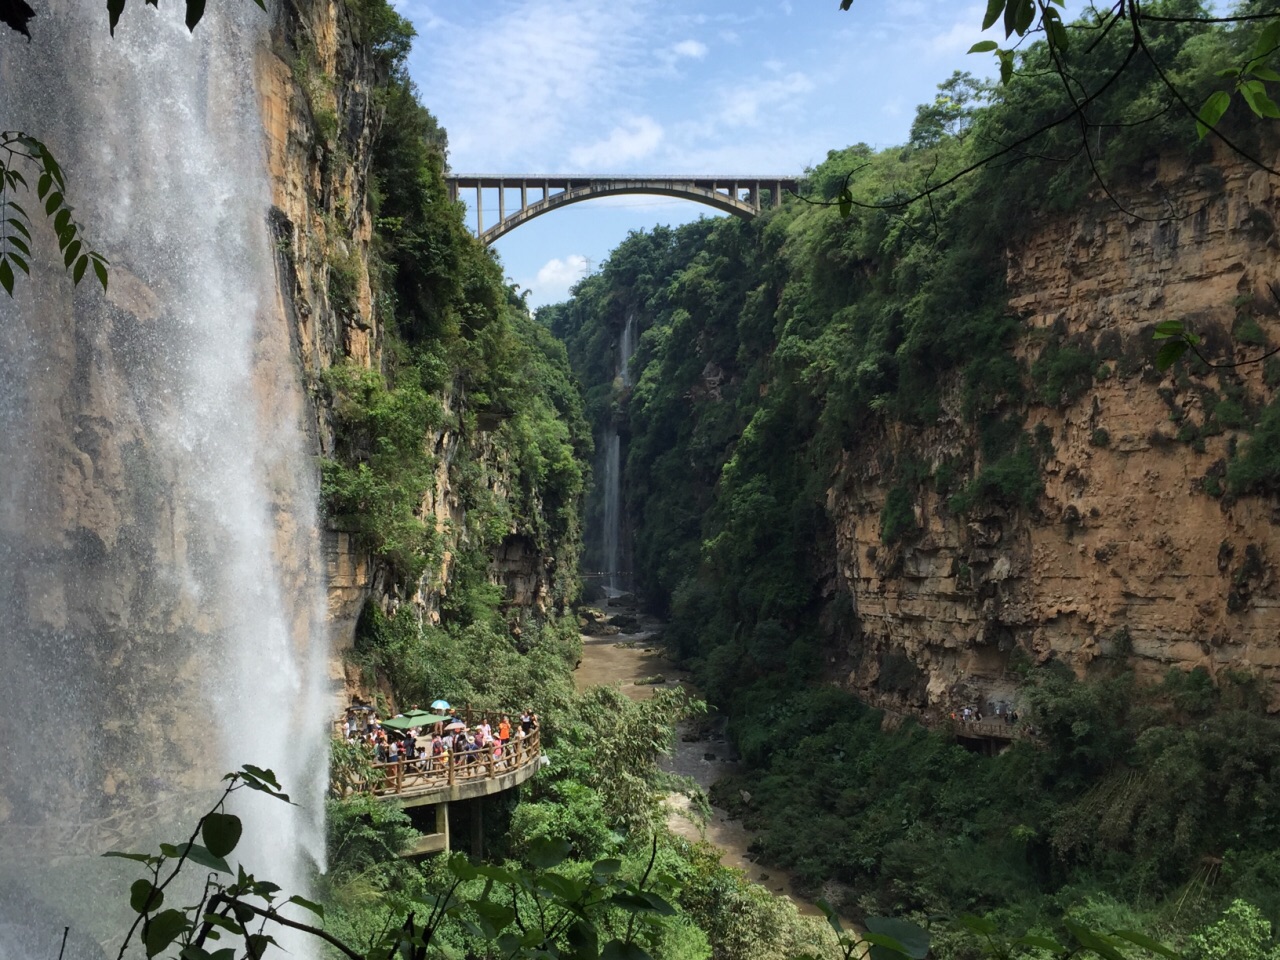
<box><xmin>447</xmin><ymin>173</ymin><xmax>801</xmax><ymax>243</ymax></box>
<box><xmin>337</xmin><ymin>730</ymin><xmax>542</xmax><ymax>808</ymax></box>
<box><xmin>450</xmin><ymin>174</ymin><xmax>800</xmax><ymax>190</ymax></box>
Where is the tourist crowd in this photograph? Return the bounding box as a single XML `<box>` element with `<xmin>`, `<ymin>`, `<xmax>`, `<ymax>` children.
<box><xmin>949</xmin><ymin>704</ymin><xmax>1019</xmax><ymax>725</ymax></box>
<box><xmin>342</xmin><ymin>706</ymin><xmax>540</xmax><ymax>772</ymax></box>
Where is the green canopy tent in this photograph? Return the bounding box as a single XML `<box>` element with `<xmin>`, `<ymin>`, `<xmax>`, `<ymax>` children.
<box><xmin>381</xmin><ymin>711</ymin><xmax>448</xmax><ymax>731</ymax></box>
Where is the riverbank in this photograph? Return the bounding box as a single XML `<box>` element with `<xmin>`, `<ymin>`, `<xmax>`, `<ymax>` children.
<box><xmin>572</xmin><ymin>597</ymin><xmax>842</xmax><ymax>921</ymax></box>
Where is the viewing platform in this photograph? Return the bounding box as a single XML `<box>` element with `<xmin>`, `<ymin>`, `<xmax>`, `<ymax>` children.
<box><xmin>338</xmin><ymin>729</ymin><xmax>542</xmax><ymax>807</ymax></box>
<box><xmin>336</xmin><ymin>730</ymin><xmax>543</xmax><ymax>855</ymax></box>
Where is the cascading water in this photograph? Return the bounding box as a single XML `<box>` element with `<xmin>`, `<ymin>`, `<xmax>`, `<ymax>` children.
<box><xmin>600</xmin><ymin>432</ymin><xmax>623</xmax><ymax>592</ymax></box>
<box><xmin>599</xmin><ymin>310</ymin><xmax>638</xmax><ymax>593</ymax></box>
<box><xmin>0</xmin><ymin>3</ymin><xmax>328</xmax><ymax>954</ymax></box>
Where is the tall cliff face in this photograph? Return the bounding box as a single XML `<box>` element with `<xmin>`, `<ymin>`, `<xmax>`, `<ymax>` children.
<box><xmin>831</xmin><ymin>149</ymin><xmax>1280</xmax><ymax>713</ymax></box>
<box><xmin>257</xmin><ymin>0</ymin><xmax>575</xmax><ymax>712</ymax></box>
<box><xmin>257</xmin><ymin>0</ymin><xmax>381</xmax><ymax>689</ymax></box>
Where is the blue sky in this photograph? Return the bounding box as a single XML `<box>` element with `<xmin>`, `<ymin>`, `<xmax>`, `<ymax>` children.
<box><xmin>396</xmin><ymin>0</ymin><xmax>1001</xmax><ymax>307</ymax></box>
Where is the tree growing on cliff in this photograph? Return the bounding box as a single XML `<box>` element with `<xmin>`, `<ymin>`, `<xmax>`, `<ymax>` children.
<box><xmin>820</xmin><ymin>0</ymin><xmax>1280</xmax><ymax>221</ymax></box>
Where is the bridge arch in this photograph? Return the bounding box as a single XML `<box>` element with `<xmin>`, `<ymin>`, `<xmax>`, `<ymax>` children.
<box><xmin>447</xmin><ymin>175</ymin><xmax>800</xmax><ymax>245</ymax></box>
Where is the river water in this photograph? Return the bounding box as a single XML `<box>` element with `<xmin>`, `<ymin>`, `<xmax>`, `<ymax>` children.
<box><xmin>572</xmin><ymin>597</ymin><xmax>830</xmax><ymax>918</ymax></box>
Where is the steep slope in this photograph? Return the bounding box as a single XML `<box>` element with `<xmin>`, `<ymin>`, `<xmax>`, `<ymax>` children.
<box><xmin>833</xmin><ymin>148</ymin><xmax>1280</xmax><ymax>713</ymax></box>
<box><xmin>258</xmin><ymin>0</ymin><xmax>589</xmax><ymax>714</ymax></box>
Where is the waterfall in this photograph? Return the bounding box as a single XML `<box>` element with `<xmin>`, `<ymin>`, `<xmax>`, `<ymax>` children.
<box><xmin>601</xmin><ymin>431</ymin><xmax>623</xmax><ymax>592</ymax></box>
<box><xmin>0</xmin><ymin>3</ymin><xmax>328</xmax><ymax>954</ymax></box>
<box><xmin>619</xmin><ymin>308</ymin><xmax>638</xmax><ymax>388</ymax></box>
<box><xmin>600</xmin><ymin>310</ymin><xmax>639</xmax><ymax>593</ymax></box>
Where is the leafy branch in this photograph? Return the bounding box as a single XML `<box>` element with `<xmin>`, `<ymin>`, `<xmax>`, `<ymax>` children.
<box><xmin>104</xmin><ymin>0</ymin><xmax>265</xmax><ymax>36</ymax></box>
<box><xmin>1153</xmin><ymin>319</ymin><xmax>1280</xmax><ymax>371</ymax></box>
<box><xmin>822</xmin><ymin>0</ymin><xmax>1280</xmax><ymax>219</ymax></box>
<box><xmin>107</xmin><ymin>770</ymin><xmax>686</xmax><ymax>960</ymax></box>
<box><xmin>106</xmin><ymin>764</ymin><xmax>295</xmax><ymax>960</ymax></box>
<box><xmin>0</xmin><ymin>131</ymin><xmax>108</xmax><ymax>296</ymax></box>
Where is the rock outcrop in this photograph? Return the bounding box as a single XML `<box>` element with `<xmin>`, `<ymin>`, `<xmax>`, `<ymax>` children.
<box><xmin>258</xmin><ymin>1</ymin><xmax>563</xmax><ymax>712</ymax></box>
<box><xmin>831</xmin><ymin>147</ymin><xmax>1280</xmax><ymax>713</ymax></box>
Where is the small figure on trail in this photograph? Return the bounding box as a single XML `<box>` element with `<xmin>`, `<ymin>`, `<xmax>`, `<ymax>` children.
<box><xmin>498</xmin><ymin>715</ymin><xmax>511</xmax><ymax>744</ymax></box>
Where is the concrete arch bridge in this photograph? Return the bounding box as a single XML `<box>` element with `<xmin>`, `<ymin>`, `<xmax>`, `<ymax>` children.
<box><xmin>447</xmin><ymin>174</ymin><xmax>800</xmax><ymax>245</ymax></box>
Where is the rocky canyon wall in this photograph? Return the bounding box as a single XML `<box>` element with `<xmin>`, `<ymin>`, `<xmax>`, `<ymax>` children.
<box><xmin>258</xmin><ymin>0</ymin><xmax>561</xmax><ymax>713</ymax></box>
<box><xmin>831</xmin><ymin>147</ymin><xmax>1280</xmax><ymax>713</ymax></box>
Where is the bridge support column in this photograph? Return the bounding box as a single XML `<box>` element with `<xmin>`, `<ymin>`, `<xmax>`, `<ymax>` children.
<box><xmin>521</xmin><ymin>181</ymin><xmax>527</xmax><ymax>211</ymax></box>
<box><xmin>400</xmin><ymin>802</ymin><xmax>451</xmax><ymax>858</ymax></box>
<box><xmin>498</xmin><ymin>180</ymin><xmax>505</xmax><ymax>223</ymax></box>
<box><xmin>476</xmin><ymin>188</ymin><xmax>483</xmax><ymax>234</ymax></box>
<box><xmin>471</xmin><ymin>799</ymin><xmax>483</xmax><ymax>859</ymax></box>
<box><xmin>772</xmin><ymin>181</ymin><xmax>783</xmax><ymax>208</ymax></box>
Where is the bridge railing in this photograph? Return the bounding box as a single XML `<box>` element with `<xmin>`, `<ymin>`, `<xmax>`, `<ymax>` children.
<box><xmin>337</xmin><ymin>729</ymin><xmax>542</xmax><ymax>800</ymax></box>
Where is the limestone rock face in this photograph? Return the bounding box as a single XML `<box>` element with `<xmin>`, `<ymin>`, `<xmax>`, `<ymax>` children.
<box><xmin>830</xmin><ymin>148</ymin><xmax>1280</xmax><ymax>714</ymax></box>
<box><xmin>258</xmin><ymin>1</ymin><xmax>560</xmax><ymax>711</ymax></box>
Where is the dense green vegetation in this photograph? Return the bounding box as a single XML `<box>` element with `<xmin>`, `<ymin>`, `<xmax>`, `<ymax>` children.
<box><xmin>543</xmin><ymin>2</ymin><xmax>1280</xmax><ymax>955</ymax></box>
<box><xmin>319</xmin><ymin>0</ymin><xmax>590</xmax><ymax>618</ymax></box>
<box><xmin>712</xmin><ymin>668</ymin><xmax>1280</xmax><ymax>926</ymax></box>
<box><xmin>298</xmin><ymin>0</ymin><xmax>1280</xmax><ymax>957</ymax></box>
<box><xmin>307</xmin><ymin>4</ymin><xmax>855</xmax><ymax>959</ymax></box>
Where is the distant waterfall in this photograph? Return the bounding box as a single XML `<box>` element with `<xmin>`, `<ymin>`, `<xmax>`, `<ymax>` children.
<box><xmin>0</xmin><ymin>3</ymin><xmax>328</xmax><ymax>955</ymax></box>
<box><xmin>619</xmin><ymin>307</ymin><xmax>638</xmax><ymax>387</ymax></box>
<box><xmin>601</xmin><ymin>432</ymin><xmax>623</xmax><ymax>592</ymax></box>
<box><xmin>600</xmin><ymin>310</ymin><xmax>638</xmax><ymax>593</ymax></box>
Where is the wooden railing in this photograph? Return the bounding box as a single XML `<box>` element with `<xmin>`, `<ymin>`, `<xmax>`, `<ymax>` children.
<box><xmin>860</xmin><ymin>692</ymin><xmax>1032</xmax><ymax>743</ymax></box>
<box><xmin>947</xmin><ymin>717</ymin><xmax>1026</xmax><ymax>740</ymax></box>
<box><xmin>338</xmin><ymin>729</ymin><xmax>542</xmax><ymax>800</ymax></box>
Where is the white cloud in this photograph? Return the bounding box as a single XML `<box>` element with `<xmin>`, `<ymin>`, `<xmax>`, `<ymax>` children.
<box><xmin>928</xmin><ymin>17</ymin><xmax>986</xmax><ymax>54</ymax></box>
<box><xmin>719</xmin><ymin>71</ymin><xmax>814</xmax><ymax>127</ymax></box>
<box><xmin>569</xmin><ymin>116</ymin><xmax>664</xmax><ymax>169</ymax></box>
<box><xmin>526</xmin><ymin>254</ymin><xmax>590</xmax><ymax>305</ymax></box>
<box><xmin>672</xmin><ymin>39</ymin><xmax>708</xmax><ymax>59</ymax></box>
<box><xmin>412</xmin><ymin>0</ymin><xmax>649</xmax><ymax>167</ymax></box>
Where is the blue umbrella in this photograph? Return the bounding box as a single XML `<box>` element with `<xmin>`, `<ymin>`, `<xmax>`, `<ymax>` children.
<box><xmin>430</xmin><ymin>699</ymin><xmax>451</xmax><ymax>711</ymax></box>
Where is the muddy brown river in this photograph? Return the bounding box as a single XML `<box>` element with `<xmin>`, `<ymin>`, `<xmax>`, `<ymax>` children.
<box><xmin>573</xmin><ymin>600</ymin><xmax>831</xmax><ymax>919</ymax></box>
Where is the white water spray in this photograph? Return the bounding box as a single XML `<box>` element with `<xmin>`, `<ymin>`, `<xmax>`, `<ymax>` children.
<box><xmin>0</xmin><ymin>2</ymin><xmax>328</xmax><ymax>954</ymax></box>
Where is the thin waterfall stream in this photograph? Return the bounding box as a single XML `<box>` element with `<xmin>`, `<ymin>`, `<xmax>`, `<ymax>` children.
<box><xmin>0</xmin><ymin>4</ymin><xmax>328</xmax><ymax>954</ymax></box>
<box><xmin>599</xmin><ymin>310</ymin><xmax>637</xmax><ymax>594</ymax></box>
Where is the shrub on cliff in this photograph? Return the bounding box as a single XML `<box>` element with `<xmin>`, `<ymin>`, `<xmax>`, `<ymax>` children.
<box><xmin>1228</xmin><ymin>397</ymin><xmax>1280</xmax><ymax>495</ymax></box>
